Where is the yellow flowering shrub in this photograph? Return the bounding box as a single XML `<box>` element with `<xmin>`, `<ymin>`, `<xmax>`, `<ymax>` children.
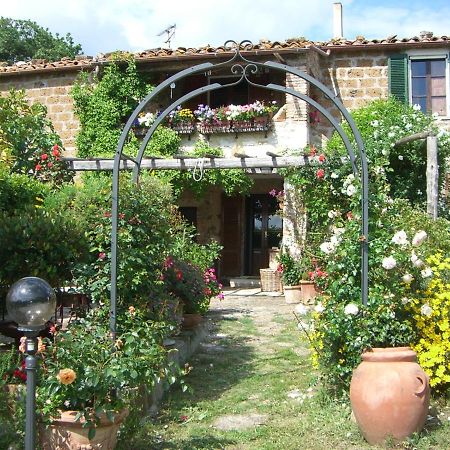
<box><xmin>410</xmin><ymin>252</ymin><xmax>450</xmax><ymax>389</ymax></box>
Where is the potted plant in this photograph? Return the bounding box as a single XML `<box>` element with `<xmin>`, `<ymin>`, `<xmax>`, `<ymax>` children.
<box><xmin>277</xmin><ymin>251</ymin><xmax>306</xmax><ymax>304</ymax></box>
<box><xmin>309</xmin><ymin>205</ymin><xmax>445</xmax><ymax>445</ymax></box>
<box><xmin>37</xmin><ymin>305</ymin><xmax>177</xmax><ymax>449</ymax></box>
<box><xmin>161</xmin><ymin>257</ymin><xmax>222</xmax><ymax>329</ymax></box>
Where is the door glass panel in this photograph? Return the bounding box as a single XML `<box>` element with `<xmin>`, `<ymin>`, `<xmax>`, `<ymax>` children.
<box><xmin>252</xmin><ymin>198</ymin><xmax>262</xmax><ymax>249</ymax></box>
<box><xmin>411</xmin><ymin>61</ymin><xmax>426</xmax><ymax>77</ymax></box>
<box><xmin>412</xmin><ymin>77</ymin><xmax>426</xmax><ymax>96</ymax></box>
<box><xmin>430</xmin><ymin>60</ymin><xmax>446</xmax><ymax>77</ymax></box>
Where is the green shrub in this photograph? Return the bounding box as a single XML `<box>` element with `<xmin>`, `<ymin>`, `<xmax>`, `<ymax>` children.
<box><xmin>0</xmin><ymin>206</ymin><xmax>89</xmax><ymax>290</ymax></box>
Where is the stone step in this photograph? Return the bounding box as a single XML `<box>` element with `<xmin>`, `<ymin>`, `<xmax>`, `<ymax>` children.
<box><xmin>228</xmin><ymin>277</ymin><xmax>261</xmax><ymax>288</ymax></box>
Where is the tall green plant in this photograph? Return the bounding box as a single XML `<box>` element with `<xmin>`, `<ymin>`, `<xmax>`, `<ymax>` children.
<box><xmin>72</xmin><ymin>59</ymin><xmax>155</xmax><ymax>158</ymax></box>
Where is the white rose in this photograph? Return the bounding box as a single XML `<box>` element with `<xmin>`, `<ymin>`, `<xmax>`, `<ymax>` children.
<box><xmin>421</xmin><ymin>267</ymin><xmax>433</xmax><ymax>278</ymax></box>
<box><xmin>295</xmin><ymin>304</ymin><xmax>308</xmax><ymax>315</ymax></box>
<box><xmin>420</xmin><ymin>304</ymin><xmax>433</xmax><ymax>317</ymax></box>
<box><xmin>412</xmin><ymin>230</ymin><xmax>427</xmax><ymax>246</ymax></box>
<box><xmin>344</xmin><ymin>303</ymin><xmax>359</xmax><ymax>315</ymax></box>
<box><xmin>410</xmin><ymin>252</ymin><xmax>424</xmax><ymax>268</ymax></box>
<box><xmin>382</xmin><ymin>256</ymin><xmax>397</xmax><ymax>270</ymax></box>
<box><xmin>402</xmin><ymin>273</ymin><xmax>413</xmax><ymax>283</ymax></box>
<box><xmin>328</xmin><ymin>210</ymin><xmax>337</xmax><ymax>219</ymax></box>
<box><xmin>346</xmin><ymin>184</ymin><xmax>356</xmax><ymax>196</ymax></box>
<box><xmin>392</xmin><ymin>230</ymin><xmax>409</xmax><ymax>246</ymax></box>
<box><xmin>320</xmin><ymin>242</ymin><xmax>333</xmax><ymax>254</ymax></box>
<box><xmin>331</xmin><ymin>172</ymin><xmax>339</xmax><ymax>179</ymax></box>
<box><xmin>401</xmin><ymin>297</ymin><xmax>411</xmax><ymax>305</ymax></box>
<box><xmin>314</xmin><ymin>302</ymin><xmax>325</xmax><ymax>314</ymax></box>
<box><xmin>333</xmin><ymin>227</ymin><xmax>345</xmax><ymax>236</ymax></box>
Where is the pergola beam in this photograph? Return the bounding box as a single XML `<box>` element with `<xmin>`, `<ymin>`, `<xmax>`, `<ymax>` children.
<box><xmin>63</xmin><ymin>155</ymin><xmax>311</xmax><ymax>171</ymax></box>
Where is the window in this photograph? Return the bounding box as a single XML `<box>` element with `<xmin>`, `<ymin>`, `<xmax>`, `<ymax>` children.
<box><xmin>388</xmin><ymin>53</ymin><xmax>449</xmax><ymax>116</ymax></box>
<box><xmin>411</xmin><ymin>59</ymin><xmax>446</xmax><ymax>115</ymax></box>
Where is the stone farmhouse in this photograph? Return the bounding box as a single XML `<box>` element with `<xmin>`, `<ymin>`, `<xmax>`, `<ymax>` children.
<box><xmin>1</xmin><ymin>9</ymin><xmax>449</xmax><ymax>281</ymax></box>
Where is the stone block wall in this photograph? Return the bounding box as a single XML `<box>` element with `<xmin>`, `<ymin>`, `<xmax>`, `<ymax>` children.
<box><xmin>0</xmin><ymin>71</ymin><xmax>81</xmax><ymax>156</ymax></box>
<box><xmin>310</xmin><ymin>50</ymin><xmax>389</xmax><ymax>147</ymax></box>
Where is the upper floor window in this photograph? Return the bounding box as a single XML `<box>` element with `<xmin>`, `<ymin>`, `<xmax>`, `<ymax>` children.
<box><xmin>388</xmin><ymin>53</ymin><xmax>449</xmax><ymax>117</ymax></box>
<box><xmin>411</xmin><ymin>58</ymin><xmax>446</xmax><ymax>115</ymax></box>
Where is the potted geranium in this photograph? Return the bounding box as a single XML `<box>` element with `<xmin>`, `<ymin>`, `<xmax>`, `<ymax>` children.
<box><xmin>277</xmin><ymin>251</ymin><xmax>307</xmax><ymax>304</ymax></box>
<box><xmin>37</xmin><ymin>305</ymin><xmax>177</xmax><ymax>449</ymax></box>
<box><xmin>161</xmin><ymin>257</ymin><xmax>222</xmax><ymax>329</ymax></box>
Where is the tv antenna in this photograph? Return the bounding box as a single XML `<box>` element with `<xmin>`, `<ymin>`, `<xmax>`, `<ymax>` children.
<box><xmin>157</xmin><ymin>24</ymin><xmax>176</xmax><ymax>48</ymax></box>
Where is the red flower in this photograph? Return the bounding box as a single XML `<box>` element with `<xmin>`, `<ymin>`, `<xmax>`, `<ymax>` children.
<box><xmin>309</xmin><ymin>145</ymin><xmax>317</xmax><ymax>156</ymax></box>
<box><xmin>176</xmin><ymin>270</ymin><xmax>183</xmax><ymax>281</ymax></box>
<box><xmin>119</xmin><ymin>213</ymin><xmax>125</xmax><ymax>219</ymax></box>
<box><xmin>35</xmin><ymin>164</ymin><xmax>42</xmax><ymax>171</ymax></box>
<box><xmin>98</xmin><ymin>252</ymin><xmax>106</xmax><ymax>260</ymax></box>
<box><xmin>47</xmin><ymin>162</ymin><xmax>53</xmax><ymax>168</ymax></box>
<box><xmin>52</xmin><ymin>144</ymin><xmax>60</xmax><ymax>156</ymax></box>
<box><xmin>104</xmin><ymin>211</ymin><xmax>112</xmax><ymax>218</ymax></box>
<box><xmin>316</xmin><ymin>168</ymin><xmax>325</xmax><ymax>179</ymax></box>
<box><xmin>179</xmin><ymin>415</ymin><xmax>189</xmax><ymax>422</ymax></box>
<box><xmin>276</xmin><ymin>263</ymin><xmax>284</xmax><ymax>273</ymax></box>
<box><xmin>346</xmin><ymin>211</ymin><xmax>353</xmax><ymax>220</ymax></box>
<box><xmin>41</xmin><ymin>153</ymin><xmax>48</xmax><ymax>160</ymax></box>
<box><xmin>318</xmin><ymin>154</ymin><xmax>326</xmax><ymax>163</ymax></box>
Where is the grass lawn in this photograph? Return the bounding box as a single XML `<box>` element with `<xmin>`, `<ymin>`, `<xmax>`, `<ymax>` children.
<box><xmin>117</xmin><ymin>299</ymin><xmax>450</xmax><ymax>450</ymax></box>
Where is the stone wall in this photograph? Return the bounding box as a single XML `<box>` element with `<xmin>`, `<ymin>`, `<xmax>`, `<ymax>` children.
<box><xmin>310</xmin><ymin>50</ymin><xmax>389</xmax><ymax>146</ymax></box>
<box><xmin>0</xmin><ymin>71</ymin><xmax>81</xmax><ymax>156</ymax></box>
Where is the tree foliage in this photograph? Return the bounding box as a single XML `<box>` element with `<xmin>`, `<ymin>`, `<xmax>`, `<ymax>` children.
<box><xmin>0</xmin><ymin>17</ymin><xmax>82</xmax><ymax>64</ymax></box>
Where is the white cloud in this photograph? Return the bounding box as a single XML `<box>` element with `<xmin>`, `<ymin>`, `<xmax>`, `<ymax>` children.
<box><xmin>1</xmin><ymin>0</ymin><xmax>449</xmax><ymax>56</ymax></box>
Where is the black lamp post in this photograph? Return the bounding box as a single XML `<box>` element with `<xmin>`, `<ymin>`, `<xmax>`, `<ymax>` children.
<box><xmin>6</xmin><ymin>277</ymin><xmax>56</xmax><ymax>450</ymax></box>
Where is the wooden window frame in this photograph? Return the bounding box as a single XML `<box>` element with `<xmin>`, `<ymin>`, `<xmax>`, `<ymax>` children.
<box><xmin>408</xmin><ymin>54</ymin><xmax>449</xmax><ymax>117</ymax></box>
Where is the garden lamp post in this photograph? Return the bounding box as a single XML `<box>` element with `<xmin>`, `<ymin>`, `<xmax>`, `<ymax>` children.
<box><xmin>6</xmin><ymin>277</ymin><xmax>56</xmax><ymax>450</ymax></box>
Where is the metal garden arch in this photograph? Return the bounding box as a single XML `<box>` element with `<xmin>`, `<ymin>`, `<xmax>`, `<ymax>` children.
<box><xmin>110</xmin><ymin>40</ymin><xmax>369</xmax><ymax>338</ymax></box>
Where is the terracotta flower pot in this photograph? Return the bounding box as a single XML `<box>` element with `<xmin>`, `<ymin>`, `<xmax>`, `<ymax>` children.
<box><xmin>299</xmin><ymin>280</ymin><xmax>318</xmax><ymax>304</ymax></box>
<box><xmin>283</xmin><ymin>285</ymin><xmax>302</xmax><ymax>304</ymax></box>
<box><xmin>350</xmin><ymin>347</ymin><xmax>430</xmax><ymax>445</ymax></box>
<box><xmin>40</xmin><ymin>408</ymin><xmax>129</xmax><ymax>450</ymax></box>
<box><xmin>181</xmin><ymin>313</ymin><xmax>202</xmax><ymax>330</ymax></box>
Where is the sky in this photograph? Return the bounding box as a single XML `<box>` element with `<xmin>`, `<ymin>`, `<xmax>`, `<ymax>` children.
<box><xmin>2</xmin><ymin>0</ymin><xmax>450</xmax><ymax>57</ymax></box>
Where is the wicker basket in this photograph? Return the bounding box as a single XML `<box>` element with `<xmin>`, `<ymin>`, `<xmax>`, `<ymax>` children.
<box><xmin>260</xmin><ymin>268</ymin><xmax>283</xmax><ymax>292</ymax></box>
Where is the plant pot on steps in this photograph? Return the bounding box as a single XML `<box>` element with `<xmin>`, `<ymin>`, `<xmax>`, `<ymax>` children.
<box><xmin>181</xmin><ymin>313</ymin><xmax>202</xmax><ymax>330</ymax></box>
<box><xmin>283</xmin><ymin>285</ymin><xmax>302</xmax><ymax>304</ymax></box>
<box><xmin>299</xmin><ymin>280</ymin><xmax>318</xmax><ymax>305</ymax></box>
<box><xmin>350</xmin><ymin>347</ymin><xmax>430</xmax><ymax>445</ymax></box>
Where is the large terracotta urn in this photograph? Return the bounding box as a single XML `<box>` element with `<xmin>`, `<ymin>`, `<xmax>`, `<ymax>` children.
<box><xmin>40</xmin><ymin>408</ymin><xmax>128</xmax><ymax>450</ymax></box>
<box><xmin>350</xmin><ymin>347</ymin><xmax>430</xmax><ymax>445</ymax></box>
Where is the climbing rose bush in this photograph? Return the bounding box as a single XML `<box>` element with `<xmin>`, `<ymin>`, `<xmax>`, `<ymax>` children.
<box><xmin>34</xmin><ymin>143</ymin><xmax>73</xmax><ymax>185</ymax></box>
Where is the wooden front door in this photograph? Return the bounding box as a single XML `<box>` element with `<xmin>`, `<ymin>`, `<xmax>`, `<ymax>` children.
<box><xmin>221</xmin><ymin>195</ymin><xmax>243</xmax><ymax>277</ymax></box>
<box><xmin>246</xmin><ymin>194</ymin><xmax>282</xmax><ymax>275</ymax></box>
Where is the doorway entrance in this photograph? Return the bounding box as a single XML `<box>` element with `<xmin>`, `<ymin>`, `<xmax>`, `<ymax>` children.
<box><xmin>246</xmin><ymin>194</ymin><xmax>282</xmax><ymax>275</ymax></box>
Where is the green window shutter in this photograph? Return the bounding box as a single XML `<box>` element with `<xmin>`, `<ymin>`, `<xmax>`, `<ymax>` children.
<box><xmin>388</xmin><ymin>54</ymin><xmax>408</xmax><ymax>104</ymax></box>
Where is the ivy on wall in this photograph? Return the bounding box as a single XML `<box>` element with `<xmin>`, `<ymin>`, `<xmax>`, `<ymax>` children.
<box><xmin>71</xmin><ymin>59</ymin><xmax>252</xmax><ymax>197</ymax></box>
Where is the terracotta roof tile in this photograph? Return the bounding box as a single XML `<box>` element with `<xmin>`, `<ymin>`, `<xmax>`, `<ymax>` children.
<box><xmin>1</xmin><ymin>34</ymin><xmax>450</xmax><ymax>75</ymax></box>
